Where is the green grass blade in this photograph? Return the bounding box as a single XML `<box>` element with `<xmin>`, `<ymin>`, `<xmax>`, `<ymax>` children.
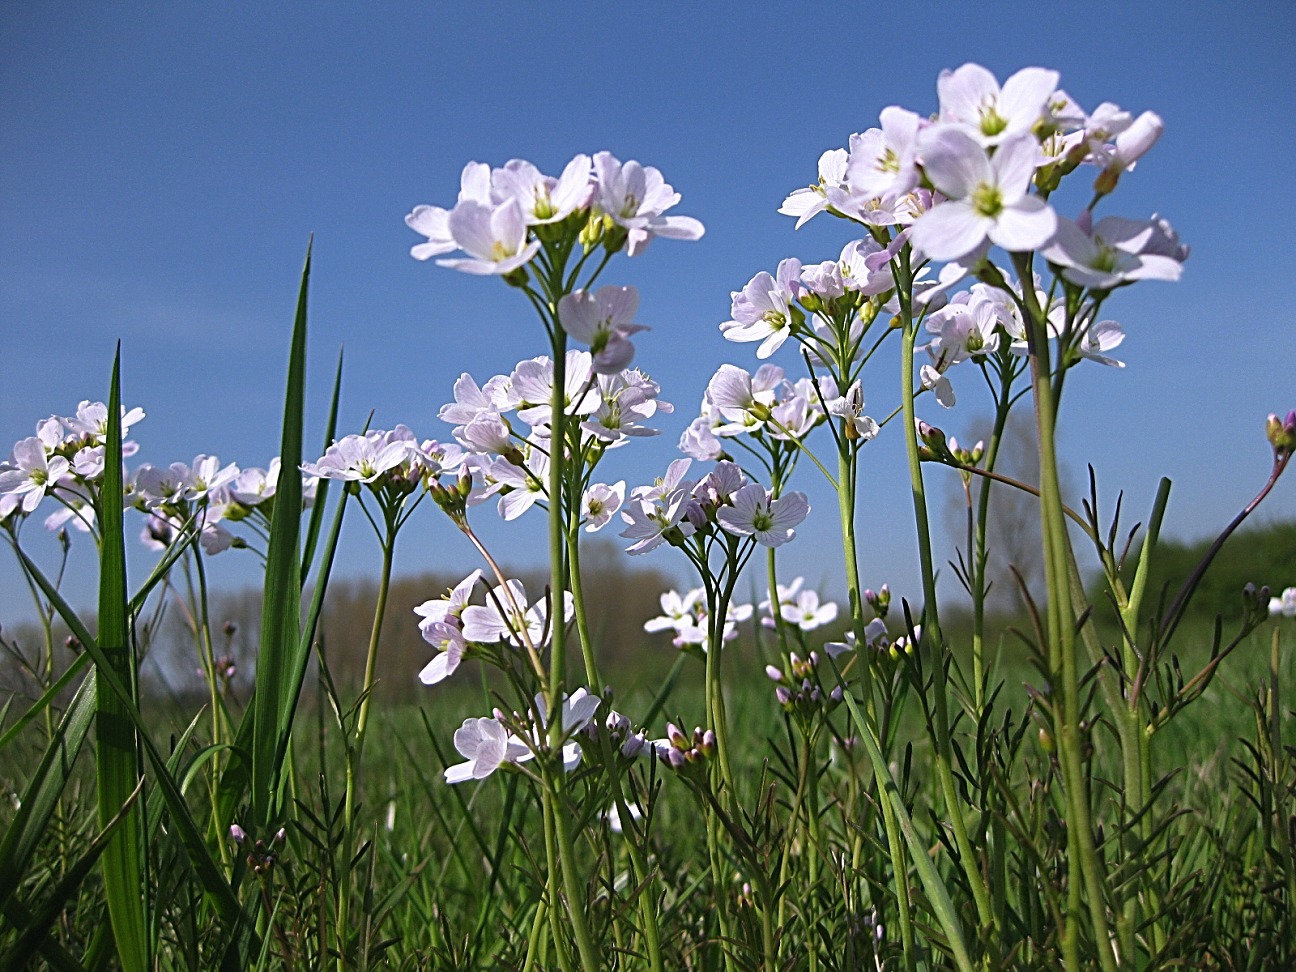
<box><xmin>2</xmin><ymin>539</ymin><xmax>96</xmax><ymax>650</ymax></box>
<box><xmin>0</xmin><ymin>897</ymin><xmax>89</xmax><ymax>971</ymax></box>
<box><xmin>276</xmin><ymin>481</ymin><xmax>348</xmax><ymax>774</ymax></box>
<box><xmin>248</xmin><ymin>242</ymin><xmax>311</xmax><ymax>831</ymax></box>
<box><xmin>75</xmin><ymin>625</ymin><xmax>249</xmax><ymax>933</ymax></box>
<box><xmin>95</xmin><ymin>346</ymin><xmax>150</xmax><ymax>972</ymax></box>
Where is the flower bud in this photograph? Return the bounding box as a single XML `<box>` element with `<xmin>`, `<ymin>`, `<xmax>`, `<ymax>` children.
<box><xmin>765</xmin><ymin>665</ymin><xmax>783</xmax><ymax>682</ymax></box>
<box><xmin>699</xmin><ymin>729</ymin><xmax>717</xmax><ymax>756</ymax></box>
<box><xmin>1266</xmin><ymin>411</ymin><xmax>1296</xmax><ymax>457</ymax></box>
<box><xmin>230</xmin><ymin>824</ymin><xmax>247</xmax><ymax>844</ymax></box>
<box><xmin>621</xmin><ymin>732</ymin><xmax>647</xmax><ymax>760</ymax></box>
<box><xmin>1037</xmin><ymin>727</ymin><xmax>1055</xmax><ymax>753</ymax></box>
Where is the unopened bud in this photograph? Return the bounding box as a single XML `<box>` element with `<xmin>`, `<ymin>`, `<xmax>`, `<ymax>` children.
<box><xmin>1266</xmin><ymin>411</ymin><xmax>1296</xmax><ymax>457</ymax></box>
<box><xmin>699</xmin><ymin>729</ymin><xmax>717</xmax><ymax>755</ymax></box>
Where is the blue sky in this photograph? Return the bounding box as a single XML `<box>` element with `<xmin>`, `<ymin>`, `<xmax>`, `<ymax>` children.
<box><xmin>3</xmin><ymin>1</ymin><xmax>1294</xmax><ymax>625</ymax></box>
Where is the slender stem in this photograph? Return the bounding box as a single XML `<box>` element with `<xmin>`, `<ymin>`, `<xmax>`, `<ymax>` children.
<box><xmin>551</xmin><ymin>773</ymin><xmax>602</xmax><ymax>972</ymax></box>
<box><xmin>541</xmin><ymin>788</ymin><xmax>577</xmax><ymax>972</ymax></box>
<box><xmin>566</xmin><ymin>520</ymin><xmax>601</xmax><ymax>687</ymax></box>
<box><xmin>836</xmin><ymin>440</ymin><xmax>916</xmax><ymax>971</ymax></box>
<box><xmin>1015</xmin><ymin>253</ymin><xmax>1118</xmax><ymax>972</ymax></box>
<box><xmin>971</xmin><ymin>367</ymin><xmax>1016</xmax><ymax>711</ymax></box>
<box><xmin>337</xmin><ymin>529</ymin><xmax>396</xmax><ymax>969</ymax></box>
<box><xmin>898</xmin><ymin>267</ymin><xmax>994</xmax><ymax>934</ymax></box>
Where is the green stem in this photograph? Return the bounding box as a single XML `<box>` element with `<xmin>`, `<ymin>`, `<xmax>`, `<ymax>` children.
<box><xmin>899</xmin><ymin>279</ymin><xmax>994</xmax><ymax>936</ymax></box>
<box><xmin>337</xmin><ymin>531</ymin><xmax>395</xmax><ymax>969</ymax></box>
<box><xmin>541</xmin><ymin>789</ymin><xmax>577</xmax><ymax>972</ymax></box>
<box><xmin>836</xmin><ymin>442</ymin><xmax>916</xmax><ymax>971</ymax></box>
<box><xmin>1015</xmin><ymin>255</ymin><xmax>1118</xmax><ymax>972</ymax></box>
<box><xmin>566</xmin><ymin>520</ymin><xmax>601</xmax><ymax>688</ymax></box>
<box><xmin>971</xmin><ymin>371</ymin><xmax>1016</xmax><ymax>712</ymax></box>
<box><xmin>551</xmin><ymin>774</ymin><xmax>601</xmax><ymax>972</ymax></box>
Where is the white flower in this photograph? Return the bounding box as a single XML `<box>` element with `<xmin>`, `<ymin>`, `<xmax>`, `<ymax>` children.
<box><xmin>911</xmin><ymin>130</ymin><xmax>1056</xmax><ymax>262</ymax></box>
<box><xmin>719</xmin><ymin>259</ymin><xmax>803</xmax><ymax>359</ymax></box>
<box><xmin>843</xmin><ymin>106</ymin><xmax>923</xmax><ymax>200</ymax></box>
<box><xmin>779</xmin><ymin>147</ymin><xmax>849</xmax><ymax>229</ymax></box>
<box><xmin>491</xmin><ymin>155</ymin><xmax>593</xmax><ymax>225</ymax></box>
<box><xmin>1270</xmin><ymin>588</ymin><xmax>1296</xmax><ymax>619</ymax></box>
<box><xmin>592</xmin><ymin>152</ymin><xmax>705</xmax><ymax>256</ymax></box>
<box><xmin>559</xmin><ymin>286</ymin><xmax>648</xmax><ymax>374</ymax></box>
<box><xmin>920</xmin><ymin>364</ymin><xmax>956</xmax><ymax>408</ymax></box>
<box><xmin>437</xmin><ymin>199</ymin><xmax>541</xmax><ymax>275</ymax></box>
<box><xmin>1076</xmin><ymin>320</ymin><xmax>1126</xmax><ymax>368</ymax></box>
<box><xmin>827</xmin><ymin>381</ymin><xmax>880</xmax><ymax>441</ymax></box>
<box><xmin>461</xmin><ymin>579</ymin><xmax>573</xmax><ymax>649</ymax></box>
<box><xmin>582</xmin><ymin>481</ymin><xmax>625</xmax><ymax>532</ymax></box>
<box><xmin>937</xmin><ymin>64</ymin><xmax>1060</xmax><ymax>147</ymax></box>
<box><xmin>716</xmin><ymin>484</ymin><xmax>809</xmax><ymax>547</ymax></box>
<box><xmin>406</xmin><ymin>162</ymin><xmax>492</xmax><ymax>260</ymax></box>
<box><xmin>303</xmin><ymin>433</ymin><xmax>409</xmax><ymax>483</ymax></box>
<box><xmin>0</xmin><ymin>437</ymin><xmax>70</xmax><ymax>514</ymax></box>
<box><xmin>1042</xmin><ymin>215</ymin><xmax>1183</xmax><ymax>290</ymax></box>
<box><xmin>444</xmin><ymin>717</ymin><xmax>531</xmax><ymax>784</ymax></box>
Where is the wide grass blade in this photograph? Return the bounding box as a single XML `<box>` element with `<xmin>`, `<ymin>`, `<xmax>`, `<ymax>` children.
<box><xmin>248</xmin><ymin>242</ymin><xmax>310</xmax><ymax>831</ymax></box>
<box><xmin>8</xmin><ymin>520</ymin><xmax>249</xmax><ymax>948</ymax></box>
<box><xmin>95</xmin><ymin>346</ymin><xmax>150</xmax><ymax>972</ymax></box>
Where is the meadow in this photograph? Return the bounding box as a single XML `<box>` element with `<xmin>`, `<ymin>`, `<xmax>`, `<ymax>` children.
<box><xmin>2</xmin><ymin>62</ymin><xmax>1295</xmax><ymax>971</ymax></box>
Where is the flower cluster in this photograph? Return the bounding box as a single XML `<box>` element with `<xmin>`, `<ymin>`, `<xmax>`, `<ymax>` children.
<box><xmin>759</xmin><ymin>577</ymin><xmax>838</xmax><ymax>631</ymax></box>
<box><xmin>653</xmin><ymin>723</ymin><xmax>716</xmax><ymax>770</ymax></box>
<box><xmin>765</xmin><ymin>650</ymin><xmax>844</xmax><ymax>716</ymax></box>
<box><xmin>0</xmin><ymin>400</ymin><xmax>144</xmax><ymax>530</ymax></box>
<box><xmin>439</xmin><ymin>349</ymin><xmax>669</xmax><ymax>524</ymax></box>
<box><xmin>416</xmin><ymin>570</ymin><xmax>575</xmax><ymax>687</ymax></box>
<box><xmin>717</xmin><ymin>63</ymin><xmax>1192</xmax><ymax>422</ymax></box>
<box><xmin>643</xmin><ymin>587</ymin><xmax>753</xmax><ymax>651</ymax></box>
<box><xmin>406</xmin><ymin>153</ymin><xmax>704</xmax><ymax>277</ymax></box>
<box><xmin>444</xmin><ymin>688</ymin><xmax>599</xmax><ymax>783</ymax></box>
<box><xmin>620</xmin><ymin>459</ymin><xmax>810</xmax><ymax>555</ymax></box>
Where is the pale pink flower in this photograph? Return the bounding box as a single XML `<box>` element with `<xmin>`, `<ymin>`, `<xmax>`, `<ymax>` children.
<box><xmin>592</xmin><ymin>152</ymin><xmax>705</xmax><ymax>255</ymax></box>
<box><xmin>844</xmin><ymin>106</ymin><xmax>923</xmax><ymax>200</ymax></box>
<box><xmin>559</xmin><ymin>286</ymin><xmax>648</xmax><ymax>374</ymax></box>
<box><xmin>780</xmin><ymin>148</ymin><xmax>849</xmax><ymax>228</ymax></box>
<box><xmin>0</xmin><ymin>437</ymin><xmax>70</xmax><ymax>514</ymax></box>
<box><xmin>912</xmin><ymin>130</ymin><xmax>1056</xmax><ymax>261</ymax></box>
<box><xmin>582</xmin><ymin>481</ymin><xmax>624</xmax><ymax>532</ymax></box>
<box><xmin>406</xmin><ymin>162</ymin><xmax>492</xmax><ymax>260</ymax></box>
<box><xmin>443</xmin><ymin>717</ymin><xmax>532</xmax><ymax>784</ymax></box>
<box><xmin>437</xmin><ymin>199</ymin><xmax>541</xmax><ymax>275</ymax></box>
<box><xmin>720</xmin><ymin>259</ymin><xmax>803</xmax><ymax>358</ymax></box>
<box><xmin>491</xmin><ymin>155</ymin><xmax>593</xmax><ymax>225</ymax></box>
<box><xmin>937</xmin><ymin>64</ymin><xmax>1059</xmax><ymax>147</ymax></box>
<box><xmin>716</xmin><ymin>484</ymin><xmax>809</xmax><ymax>547</ymax></box>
